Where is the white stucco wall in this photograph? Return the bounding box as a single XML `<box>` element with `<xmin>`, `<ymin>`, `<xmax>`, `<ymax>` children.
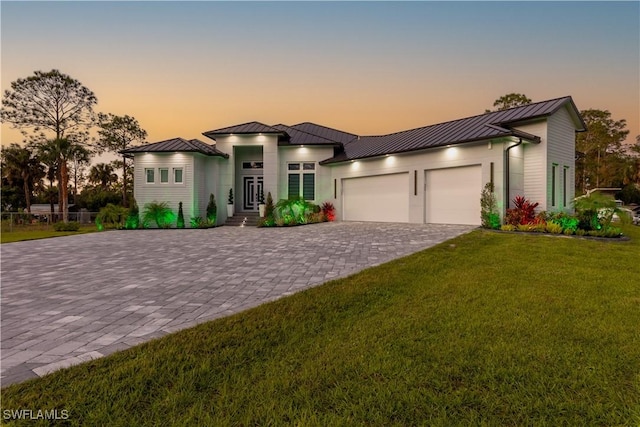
<box><xmin>328</xmin><ymin>141</ymin><xmax>508</xmax><ymax>223</ymax></box>
<box><xmin>279</xmin><ymin>146</ymin><xmax>335</xmax><ymax>203</ymax></box>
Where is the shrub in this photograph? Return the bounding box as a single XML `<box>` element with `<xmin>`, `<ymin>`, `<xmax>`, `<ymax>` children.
<box><xmin>206</xmin><ymin>194</ymin><xmax>217</xmax><ymax>224</ymax></box>
<box><xmin>265</xmin><ymin>192</ymin><xmax>275</xmax><ymax>219</ymax></box>
<box><xmin>275</xmin><ymin>197</ymin><xmax>316</xmax><ymax>225</ymax></box>
<box><xmin>480</xmin><ymin>182</ymin><xmax>500</xmax><ymax>229</ymax></box>
<box><xmin>516</xmin><ymin>224</ymin><xmax>534</xmax><ymax>232</ymax></box>
<box><xmin>143</xmin><ymin>201</ymin><xmax>175</xmax><ymax>228</ymax></box>
<box><xmin>96</xmin><ymin>203</ymin><xmax>128</xmax><ymax>230</ymax></box>
<box><xmin>563</xmin><ymin>228</ymin><xmax>574</xmax><ymax>236</ymax></box>
<box><xmin>501</xmin><ymin>224</ymin><xmax>516</xmax><ymax>232</ymax></box>
<box><xmin>546</xmin><ymin>221</ymin><xmax>563</xmax><ymax>234</ymax></box>
<box><xmin>574</xmin><ymin>192</ymin><xmax>619</xmax><ymax>231</ymax></box>
<box><xmin>228</xmin><ymin>189</ymin><xmax>234</xmax><ymax>205</ymax></box>
<box><xmin>125</xmin><ymin>198</ymin><xmax>140</xmax><ymax>229</ymax></box>
<box><xmin>258</xmin><ymin>190</ymin><xmax>265</xmax><ymax>205</ymax></box>
<box><xmin>505</xmin><ymin>195</ymin><xmax>539</xmax><ymax>226</ymax></box>
<box><xmin>575</xmin><ymin>229</ymin><xmax>586</xmax><ymax>236</ymax></box>
<box><xmin>321</xmin><ymin>202</ymin><xmax>336</xmax><ymax>222</ymax></box>
<box><xmin>177</xmin><ymin>202</ymin><xmax>185</xmax><ymax>229</ymax></box>
<box><xmin>53</xmin><ymin>221</ymin><xmax>80</xmax><ymax>231</ymax></box>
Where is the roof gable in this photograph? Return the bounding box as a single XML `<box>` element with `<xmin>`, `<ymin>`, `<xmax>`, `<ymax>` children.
<box><xmin>203</xmin><ymin>121</ymin><xmax>286</xmax><ymax>138</ymax></box>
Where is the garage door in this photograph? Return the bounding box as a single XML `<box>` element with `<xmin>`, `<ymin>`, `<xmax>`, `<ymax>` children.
<box><xmin>425</xmin><ymin>165</ymin><xmax>481</xmax><ymax>225</ymax></box>
<box><xmin>343</xmin><ymin>173</ymin><xmax>409</xmax><ymax>222</ymax></box>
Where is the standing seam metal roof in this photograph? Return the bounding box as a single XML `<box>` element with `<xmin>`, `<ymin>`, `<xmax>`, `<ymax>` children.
<box><xmin>320</xmin><ymin>96</ymin><xmax>584</xmax><ymax>164</ymax></box>
<box><xmin>121</xmin><ymin>138</ymin><xmax>229</xmax><ymax>157</ymax></box>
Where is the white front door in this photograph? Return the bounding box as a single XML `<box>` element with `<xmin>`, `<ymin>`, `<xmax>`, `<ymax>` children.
<box><xmin>242</xmin><ymin>175</ymin><xmax>264</xmax><ymax>211</ymax></box>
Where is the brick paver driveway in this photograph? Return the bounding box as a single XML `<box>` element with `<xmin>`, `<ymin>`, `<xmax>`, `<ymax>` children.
<box><xmin>1</xmin><ymin>222</ymin><xmax>474</xmax><ymax>386</ymax></box>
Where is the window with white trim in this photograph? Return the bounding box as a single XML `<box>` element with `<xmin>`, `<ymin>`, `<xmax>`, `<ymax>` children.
<box><xmin>159</xmin><ymin>168</ymin><xmax>169</xmax><ymax>183</ymax></box>
<box><xmin>288</xmin><ymin>162</ymin><xmax>315</xmax><ymax>200</ymax></box>
<box><xmin>145</xmin><ymin>168</ymin><xmax>155</xmax><ymax>184</ymax></box>
<box><xmin>173</xmin><ymin>168</ymin><xmax>183</xmax><ymax>184</ymax></box>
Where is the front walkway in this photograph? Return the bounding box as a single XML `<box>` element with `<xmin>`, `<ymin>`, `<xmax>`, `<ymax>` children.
<box><xmin>1</xmin><ymin>222</ymin><xmax>475</xmax><ymax>386</ymax></box>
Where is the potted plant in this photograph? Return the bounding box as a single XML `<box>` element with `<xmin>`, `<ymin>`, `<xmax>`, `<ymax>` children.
<box><xmin>227</xmin><ymin>188</ymin><xmax>234</xmax><ymax>218</ymax></box>
<box><xmin>258</xmin><ymin>189</ymin><xmax>266</xmax><ymax>217</ymax></box>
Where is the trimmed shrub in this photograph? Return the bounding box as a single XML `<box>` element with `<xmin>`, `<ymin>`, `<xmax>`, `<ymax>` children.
<box><xmin>54</xmin><ymin>221</ymin><xmax>80</xmax><ymax>231</ymax></box>
<box><xmin>206</xmin><ymin>194</ymin><xmax>217</xmax><ymax>224</ymax></box>
<box><xmin>177</xmin><ymin>202</ymin><xmax>185</xmax><ymax>229</ymax></box>
<box><xmin>480</xmin><ymin>182</ymin><xmax>500</xmax><ymax>229</ymax></box>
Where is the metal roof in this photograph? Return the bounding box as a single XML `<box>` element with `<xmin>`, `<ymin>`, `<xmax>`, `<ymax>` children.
<box><xmin>272</xmin><ymin>124</ymin><xmax>341</xmax><ymax>146</ymax></box>
<box><xmin>290</xmin><ymin>122</ymin><xmax>359</xmax><ymax>145</ymax></box>
<box><xmin>321</xmin><ymin>96</ymin><xmax>584</xmax><ymax>164</ymax></box>
<box><xmin>202</xmin><ymin>121</ymin><xmax>286</xmax><ymax>138</ymax></box>
<box><xmin>121</xmin><ymin>138</ymin><xmax>229</xmax><ymax>158</ymax></box>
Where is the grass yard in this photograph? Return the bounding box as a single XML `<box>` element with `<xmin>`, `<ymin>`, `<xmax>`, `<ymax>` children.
<box><xmin>0</xmin><ymin>226</ymin><xmax>98</xmax><ymax>244</ymax></box>
<box><xmin>2</xmin><ymin>226</ymin><xmax>639</xmax><ymax>425</ymax></box>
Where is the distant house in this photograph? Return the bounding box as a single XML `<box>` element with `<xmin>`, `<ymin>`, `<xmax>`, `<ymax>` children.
<box><xmin>123</xmin><ymin>96</ymin><xmax>586</xmax><ymax>226</ymax></box>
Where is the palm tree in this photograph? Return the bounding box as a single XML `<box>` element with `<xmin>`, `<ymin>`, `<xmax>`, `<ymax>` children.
<box><xmin>1</xmin><ymin>143</ymin><xmax>45</xmax><ymax>213</ymax></box>
<box><xmin>89</xmin><ymin>163</ymin><xmax>118</xmax><ymax>191</ymax></box>
<box><xmin>37</xmin><ymin>138</ymin><xmax>91</xmax><ymax>222</ymax></box>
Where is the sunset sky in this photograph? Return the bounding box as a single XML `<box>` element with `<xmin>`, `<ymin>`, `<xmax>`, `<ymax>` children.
<box><xmin>2</xmin><ymin>1</ymin><xmax>639</xmax><ymax>151</ymax></box>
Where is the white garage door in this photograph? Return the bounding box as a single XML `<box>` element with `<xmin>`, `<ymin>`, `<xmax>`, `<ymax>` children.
<box><xmin>343</xmin><ymin>173</ymin><xmax>409</xmax><ymax>222</ymax></box>
<box><xmin>425</xmin><ymin>165</ymin><xmax>482</xmax><ymax>225</ymax></box>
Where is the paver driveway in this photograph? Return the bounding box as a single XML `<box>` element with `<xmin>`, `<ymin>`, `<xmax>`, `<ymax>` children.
<box><xmin>1</xmin><ymin>222</ymin><xmax>474</xmax><ymax>386</ymax></box>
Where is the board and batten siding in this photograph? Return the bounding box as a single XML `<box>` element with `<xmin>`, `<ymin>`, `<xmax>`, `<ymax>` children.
<box><xmin>133</xmin><ymin>153</ymin><xmax>194</xmax><ymax>226</ymax></box>
<box><xmin>547</xmin><ymin>106</ymin><xmax>577</xmax><ymax>211</ymax></box>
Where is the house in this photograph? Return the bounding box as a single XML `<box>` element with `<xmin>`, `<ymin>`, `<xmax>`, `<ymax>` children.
<box><xmin>123</xmin><ymin>96</ymin><xmax>586</xmax><ymax>227</ymax></box>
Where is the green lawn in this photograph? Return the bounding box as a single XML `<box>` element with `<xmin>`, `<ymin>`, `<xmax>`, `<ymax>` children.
<box><xmin>0</xmin><ymin>226</ymin><xmax>98</xmax><ymax>244</ymax></box>
<box><xmin>2</xmin><ymin>226</ymin><xmax>639</xmax><ymax>425</ymax></box>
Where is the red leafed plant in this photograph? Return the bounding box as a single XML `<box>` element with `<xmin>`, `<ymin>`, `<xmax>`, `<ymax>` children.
<box><xmin>321</xmin><ymin>202</ymin><xmax>336</xmax><ymax>222</ymax></box>
<box><xmin>505</xmin><ymin>195</ymin><xmax>539</xmax><ymax>225</ymax></box>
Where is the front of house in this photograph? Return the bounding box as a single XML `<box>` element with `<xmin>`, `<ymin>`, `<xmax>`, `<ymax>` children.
<box><xmin>123</xmin><ymin>96</ymin><xmax>586</xmax><ymax>227</ymax></box>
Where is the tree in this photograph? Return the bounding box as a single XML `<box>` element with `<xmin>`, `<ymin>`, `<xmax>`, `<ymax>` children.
<box><xmin>1</xmin><ymin>69</ymin><xmax>97</xmax><ymax>220</ymax></box>
<box><xmin>36</xmin><ymin>138</ymin><xmax>91</xmax><ymax>222</ymax></box>
<box><xmin>88</xmin><ymin>163</ymin><xmax>118</xmax><ymax>191</ymax></box>
<box><xmin>486</xmin><ymin>93</ymin><xmax>532</xmax><ymax>112</ymax></box>
<box><xmin>576</xmin><ymin>109</ymin><xmax>629</xmax><ymax>192</ymax></box>
<box><xmin>1</xmin><ymin>69</ymin><xmax>97</xmax><ymax>140</ymax></box>
<box><xmin>0</xmin><ymin>144</ymin><xmax>45</xmax><ymax>212</ymax></box>
<box><xmin>96</xmin><ymin>113</ymin><xmax>147</xmax><ymax>207</ymax></box>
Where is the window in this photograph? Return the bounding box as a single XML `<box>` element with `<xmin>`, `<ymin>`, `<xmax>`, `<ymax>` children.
<box><xmin>288</xmin><ymin>162</ymin><xmax>315</xmax><ymax>200</ymax></box>
<box><xmin>242</xmin><ymin>161</ymin><xmax>263</xmax><ymax>169</ymax></box>
<box><xmin>551</xmin><ymin>164</ymin><xmax>558</xmax><ymax>207</ymax></box>
<box><xmin>563</xmin><ymin>166</ymin><xmax>569</xmax><ymax>207</ymax></box>
<box><xmin>174</xmin><ymin>168</ymin><xmax>183</xmax><ymax>184</ymax></box>
<box><xmin>160</xmin><ymin>168</ymin><xmax>169</xmax><ymax>183</ymax></box>
<box><xmin>145</xmin><ymin>168</ymin><xmax>155</xmax><ymax>183</ymax></box>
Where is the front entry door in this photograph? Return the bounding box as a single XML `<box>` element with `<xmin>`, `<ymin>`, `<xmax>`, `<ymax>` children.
<box><xmin>242</xmin><ymin>176</ymin><xmax>264</xmax><ymax>211</ymax></box>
